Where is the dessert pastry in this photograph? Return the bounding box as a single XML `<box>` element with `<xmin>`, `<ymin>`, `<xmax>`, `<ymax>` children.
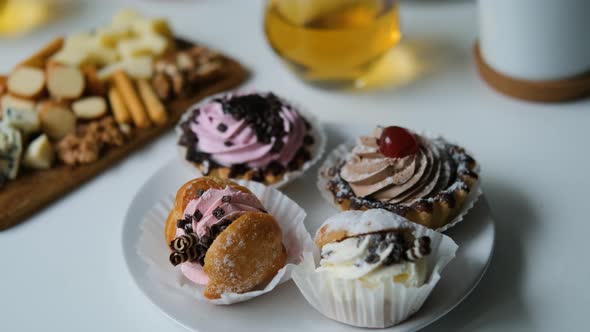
<box><xmin>165</xmin><ymin>176</ymin><xmax>288</xmax><ymax>299</ymax></box>
<box><xmin>177</xmin><ymin>92</ymin><xmax>319</xmax><ymax>186</ymax></box>
<box><xmin>315</xmin><ymin>222</ymin><xmax>431</xmax><ymax>288</ymax></box>
<box><xmin>321</xmin><ymin>126</ymin><xmax>480</xmax><ymax>229</ymax></box>
<box><xmin>292</xmin><ymin>209</ymin><xmax>458</xmax><ymax>328</ymax></box>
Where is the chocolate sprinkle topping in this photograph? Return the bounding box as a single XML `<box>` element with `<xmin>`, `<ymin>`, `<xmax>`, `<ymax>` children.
<box><xmin>224</xmin><ymin>140</ymin><xmax>233</xmax><ymax>147</ymax></box>
<box><xmin>193</xmin><ymin>210</ymin><xmax>203</xmax><ymax>222</ymax></box>
<box><xmin>212</xmin><ymin>207</ymin><xmax>225</xmax><ymax>219</ymax></box>
<box><xmin>217</xmin><ymin>123</ymin><xmax>228</xmax><ymax>132</ymax></box>
<box><xmin>222</xmin><ymin>195</ymin><xmax>231</xmax><ymax>203</ymax></box>
<box><xmin>196</xmin><ymin>189</ymin><xmax>205</xmax><ymax>197</ymax></box>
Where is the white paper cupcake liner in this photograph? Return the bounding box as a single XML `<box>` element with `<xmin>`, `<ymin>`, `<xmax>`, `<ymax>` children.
<box><xmin>175</xmin><ymin>91</ymin><xmax>327</xmax><ymax>188</ymax></box>
<box><xmin>317</xmin><ymin>138</ymin><xmax>482</xmax><ymax>232</ymax></box>
<box><xmin>136</xmin><ymin>180</ymin><xmax>315</xmax><ymax>305</ymax></box>
<box><xmin>291</xmin><ymin>209</ymin><xmax>458</xmax><ymax>328</ymax></box>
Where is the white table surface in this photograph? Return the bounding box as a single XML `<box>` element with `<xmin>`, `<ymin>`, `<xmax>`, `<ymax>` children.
<box><xmin>0</xmin><ymin>0</ymin><xmax>588</xmax><ymax>331</ymax></box>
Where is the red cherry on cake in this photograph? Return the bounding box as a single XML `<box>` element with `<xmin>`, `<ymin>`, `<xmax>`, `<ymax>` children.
<box><xmin>378</xmin><ymin>126</ymin><xmax>419</xmax><ymax>158</ymax></box>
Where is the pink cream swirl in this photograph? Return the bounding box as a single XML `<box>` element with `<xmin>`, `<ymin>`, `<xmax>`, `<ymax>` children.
<box><xmin>187</xmin><ymin>93</ymin><xmax>307</xmax><ymax>168</ymax></box>
<box><xmin>174</xmin><ymin>186</ymin><xmax>265</xmax><ymax>285</ymax></box>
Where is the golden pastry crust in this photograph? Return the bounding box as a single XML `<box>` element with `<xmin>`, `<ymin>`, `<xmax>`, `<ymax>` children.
<box><xmin>164</xmin><ymin>176</ymin><xmax>253</xmax><ymax>244</ymax></box>
<box><xmin>189</xmin><ymin>150</ymin><xmax>309</xmax><ymax>186</ymax></box>
<box><xmin>203</xmin><ymin>212</ymin><xmax>287</xmax><ymax>299</ymax></box>
<box><xmin>328</xmin><ymin>173</ymin><xmax>475</xmax><ymax>230</ymax></box>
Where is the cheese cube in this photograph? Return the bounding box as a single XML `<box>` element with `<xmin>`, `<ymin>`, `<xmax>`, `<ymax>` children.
<box><xmin>23</xmin><ymin>134</ymin><xmax>54</xmax><ymax>170</ymax></box>
<box><xmin>97</xmin><ymin>62</ymin><xmax>124</xmax><ymax>81</ymax></box>
<box><xmin>87</xmin><ymin>47</ymin><xmax>119</xmax><ymax>66</ymax></box>
<box><xmin>51</xmin><ymin>48</ymin><xmax>90</xmax><ymax>67</ymax></box>
<box><xmin>117</xmin><ymin>38</ymin><xmax>151</xmax><ymax>59</ymax></box>
<box><xmin>112</xmin><ymin>8</ymin><xmax>144</xmax><ymax>28</ymax></box>
<box><xmin>96</xmin><ymin>25</ymin><xmax>135</xmax><ymax>48</ymax></box>
<box><xmin>123</xmin><ymin>56</ymin><xmax>153</xmax><ymax>79</ymax></box>
<box><xmin>64</xmin><ymin>32</ymin><xmax>100</xmax><ymax>50</ymax></box>
<box><xmin>132</xmin><ymin>18</ymin><xmax>172</xmax><ymax>37</ymax></box>
<box><xmin>140</xmin><ymin>33</ymin><xmax>169</xmax><ymax>56</ymax></box>
<box><xmin>97</xmin><ymin>56</ymin><xmax>153</xmax><ymax>80</ymax></box>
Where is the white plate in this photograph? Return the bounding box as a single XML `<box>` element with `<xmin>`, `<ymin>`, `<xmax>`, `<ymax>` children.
<box><xmin>122</xmin><ymin>125</ymin><xmax>495</xmax><ymax>332</ymax></box>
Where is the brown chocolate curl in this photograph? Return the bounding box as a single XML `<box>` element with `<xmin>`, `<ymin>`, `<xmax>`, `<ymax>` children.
<box><xmin>170</xmin><ymin>233</ymin><xmax>198</xmax><ymax>251</ymax></box>
<box><xmin>405</xmin><ymin>236</ymin><xmax>432</xmax><ymax>261</ymax></box>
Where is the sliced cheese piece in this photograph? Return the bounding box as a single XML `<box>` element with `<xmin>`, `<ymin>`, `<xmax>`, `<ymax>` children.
<box><xmin>2</xmin><ymin>108</ymin><xmax>40</xmax><ymax>135</ymax></box>
<box><xmin>7</xmin><ymin>66</ymin><xmax>45</xmax><ymax>98</ymax></box>
<box><xmin>0</xmin><ymin>124</ymin><xmax>23</xmax><ymax>179</ymax></box>
<box><xmin>23</xmin><ymin>134</ymin><xmax>54</xmax><ymax>170</ymax></box>
<box><xmin>47</xmin><ymin>66</ymin><xmax>85</xmax><ymax>99</ymax></box>
<box><xmin>72</xmin><ymin>96</ymin><xmax>107</xmax><ymax>119</ymax></box>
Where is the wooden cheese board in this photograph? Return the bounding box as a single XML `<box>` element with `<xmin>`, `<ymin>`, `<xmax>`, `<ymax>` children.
<box><xmin>0</xmin><ymin>38</ymin><xmax>247</xmax><ymax>230</ymax></box>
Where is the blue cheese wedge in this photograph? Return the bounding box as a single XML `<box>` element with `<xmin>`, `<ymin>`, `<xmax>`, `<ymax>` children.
<box><xmin>2</xmin><ymin>107</ymin><xmax>40</xmax><ymax>135</ymax></box>
<box><xmin>0</xmin><ymin>124</ymin><xmax>23</xmax><ymax>179</ymax></box>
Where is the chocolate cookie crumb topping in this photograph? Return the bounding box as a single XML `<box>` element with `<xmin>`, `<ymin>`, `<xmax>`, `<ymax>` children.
<box><xmin>216</xmin><ymin>93</ymin><xmax>286</xmax><ymax>145</ymax></box>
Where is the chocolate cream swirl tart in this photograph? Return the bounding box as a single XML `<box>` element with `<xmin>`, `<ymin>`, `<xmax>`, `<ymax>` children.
<box><xmin>320</xmin><ymin>126</ymin><xmax>480</xmax><ymax>230</ymax></box>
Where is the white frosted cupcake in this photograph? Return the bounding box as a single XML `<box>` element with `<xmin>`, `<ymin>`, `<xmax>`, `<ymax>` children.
<box><xmin>292</xmin><ymin>209</ymin><xmax>458</xmax><ymax>328</ymax></box>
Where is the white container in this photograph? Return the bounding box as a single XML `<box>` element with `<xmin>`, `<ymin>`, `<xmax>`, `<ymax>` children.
<box><xmin>478</xmin><ymin>0</ymin><xmax>590</xmax><ymax>81</ymax></box>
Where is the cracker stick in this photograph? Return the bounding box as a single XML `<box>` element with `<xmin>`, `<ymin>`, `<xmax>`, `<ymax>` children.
<box><xmin>112</xmin><ymin>70</ymin><xmax>151</xmax><ymax>128</ymax></box>
<box><xmin>0</xmin><ymin>75</ymin><xmax>7</xmax><ymax>95</ymax></box>
<box><xmin>82</xmin><ymin>65</ymin><xmax>105</xmax><ymax>96</ymax></box>
<box><xmin>137</xmin><ymin>79</ymin><xmax>168</xmax><ymax>126</ymax></box>
<box><xmin>108</xmin><ymin>87</ymin><xmax>130</xmax><ymax>125</ymax></box>
<box><xmin>18</xmin><ymin>37</ymin><xmax>65</xmax><ymax>68</ymax></box>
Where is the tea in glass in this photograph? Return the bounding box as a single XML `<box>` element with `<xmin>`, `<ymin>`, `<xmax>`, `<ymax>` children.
<box><xmin>264</xmin><ymin>0</ymin><xmax>401</xmax><ymax>85</ymax></box>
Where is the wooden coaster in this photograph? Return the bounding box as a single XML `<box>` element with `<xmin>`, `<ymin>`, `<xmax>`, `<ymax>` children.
<box><xmin>474</xmin><ymin>42</ymin><xmax>590</xmax><ymax>102</ymax></box>
<box><xmin>0</xmin><ymin>39</ymin><xmax>248</xmax><ymax>231</ymax></box>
